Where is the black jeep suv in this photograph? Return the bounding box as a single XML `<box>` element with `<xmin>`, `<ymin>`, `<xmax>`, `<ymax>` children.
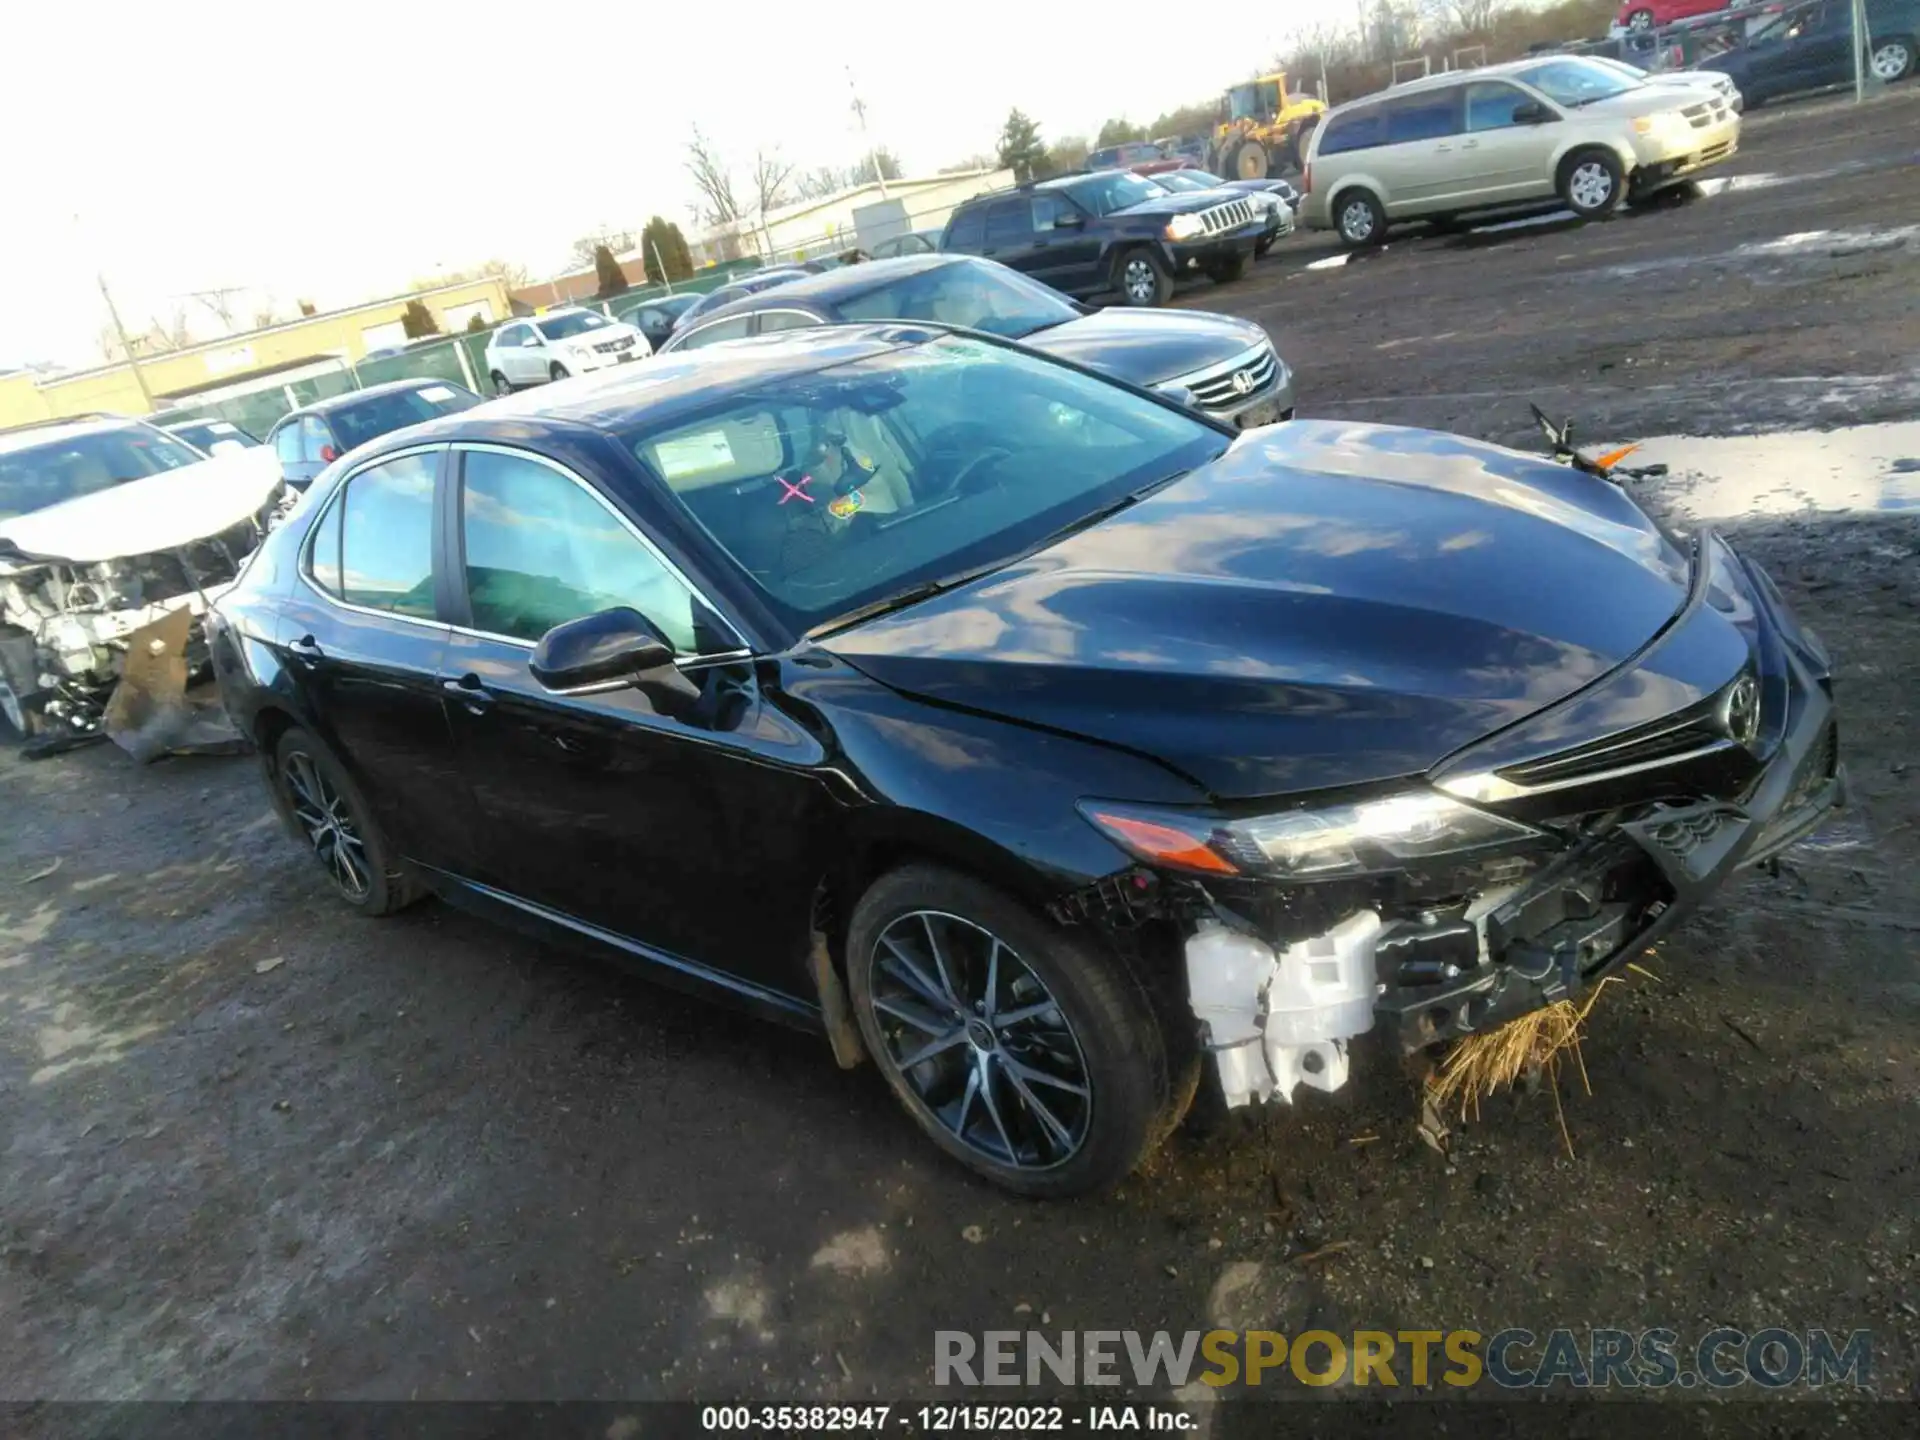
<box><xmin>941</xmin><ymin>170</ymin><xmax>1268</xmax><ymax>306</ymax></box>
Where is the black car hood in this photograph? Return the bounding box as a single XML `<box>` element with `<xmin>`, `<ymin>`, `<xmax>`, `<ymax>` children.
<box><xmin>826</xmin><ymin>421</ymin><xmax>1694</xmax><ymax>801</ymax></box>
<box><xmin>1021</xmin><ymin>308</ymin><xmax>1269</xmax><ymax>390</ymax></box>
<box><xmin>1109</xmin><ymin>190</ymin><xmax>1229</xmax><ymax>220</ymax></box>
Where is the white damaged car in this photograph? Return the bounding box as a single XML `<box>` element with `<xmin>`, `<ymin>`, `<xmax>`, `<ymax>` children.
<box><xmin>0</xmin><ymin>414</ymin><xmax>291</xmax><ymax>757</ymax></box>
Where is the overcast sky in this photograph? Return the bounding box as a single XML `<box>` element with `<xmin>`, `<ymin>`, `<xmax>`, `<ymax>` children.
<box><xmin>2</xmin><ymin>0</ymin><xmax>1354</xmax><ymax>370</ymax></box>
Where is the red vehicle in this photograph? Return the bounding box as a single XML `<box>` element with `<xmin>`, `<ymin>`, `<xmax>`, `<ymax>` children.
<box><xmin>1617</xmin><ymin>0</ymin><xmax>1732</xmax><ymax>28</ymax></box>
<box><xmin>1087</xmin><ymin>140</ymin><xmax>1197</xmax><ymax>177</ymax></box>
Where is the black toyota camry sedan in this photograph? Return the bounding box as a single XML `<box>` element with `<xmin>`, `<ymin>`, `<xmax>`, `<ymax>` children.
<box><xmin>210</xmin><ymin>325</ymin><xmax>1843</xmax><ymax>1197</ymax></box>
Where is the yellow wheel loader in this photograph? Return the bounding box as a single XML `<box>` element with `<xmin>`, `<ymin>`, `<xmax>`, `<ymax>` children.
<box><xmin>1210</xmin><ymin>73</ymin><xmax>1328</xmax><ymax>180</ymax></box>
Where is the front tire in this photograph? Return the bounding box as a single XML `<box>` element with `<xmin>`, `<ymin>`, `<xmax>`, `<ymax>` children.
<box><xmin>1560</xmin><ymin>147</ymin><xmax>1625</xmax><ymax>220</ymax></box>
<box><xmin>490</xmin><ymin>370</ymin><xmax>512</xmax><ymax>395</ymax></box>
<box><xmin>847</xmin><ymin>865</ymin><xmax>1174</xmax><ymax>1198</ymax></box>
<box><xmin>548</xmin><ymin>362</ymin><xmax>569</xmax><ymax>383</ymax></box>
<box><xmin>272</xmin><ymin>727</ymin><xmax>421</xmax><ymax>916</ymax></box>
<box><xmin>1206</xmin><ymin>252</ymin><xmax>1248</xmax><ymax>284</ymax></box>
<box><xmin>1870</xmin><ymin>36</ymin><xmax>1915</xmax><ymax>82</ymax></box>
<box><xmin>1333</xmin><ymin>188</ymin><xmax>1387</xmax><ymax>248</ymax></box>
<box><xmin>1113</xmin><ymin>246</ymin><xmax>1173</xmax><ymax>306</ymax></box>
<box><xmin>1626</xmin><ymin>7</ymin><xmax>1654</xmax><ymax>29</ymax></box>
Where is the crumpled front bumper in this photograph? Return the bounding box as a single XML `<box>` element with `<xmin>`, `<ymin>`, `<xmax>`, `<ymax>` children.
<box><xmin>1378</xmin><ymin>534</ymin><xmax>1843</xmax><ymax>1049</ymax></box>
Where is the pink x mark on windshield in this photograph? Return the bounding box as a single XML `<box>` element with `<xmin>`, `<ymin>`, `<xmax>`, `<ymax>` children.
<box><xmin>777</xmin><ymin>475</ymin><xmax>815</xmax><ymax>505</ymax></box>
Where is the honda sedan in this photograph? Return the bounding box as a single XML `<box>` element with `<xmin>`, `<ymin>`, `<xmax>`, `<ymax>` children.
<box><xmin>210</xmin><ymin>326</ymin><xmax>1843</xmax><ymax>1197</ymax></box>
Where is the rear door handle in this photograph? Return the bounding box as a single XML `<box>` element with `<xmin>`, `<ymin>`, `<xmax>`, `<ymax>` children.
<box><xmin>288</xmin><ymin>634</ymin><xmax>323</xmax><ymax>666</ymax></box>
<box><xmin>441</xmin><ymin>673</ymin><xmax>495</xmax><ymax>715</ymax></box>
<box><xmin>1461</xmin><ymin>139</ymin><xmax>1480</xmax><ymax>149</ymax></box>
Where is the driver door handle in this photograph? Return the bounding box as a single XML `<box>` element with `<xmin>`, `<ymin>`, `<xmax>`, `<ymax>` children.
<box><xmin>287</xmin><ymin>634</ymin><xmax>323</xmax><ymax>667</ymax></box>
<box><xmin>442</xmin><ymin>673</ymin><xmax>495</xmax><ymax>715</ymax></box>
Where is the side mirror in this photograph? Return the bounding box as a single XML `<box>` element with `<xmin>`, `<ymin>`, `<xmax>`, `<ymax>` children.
<box><xmin>530</xmin><ymin>607</ymin><xmax>675</xmax><ymax>692</ymax></box>
<box><xmin>1053</xmin><ymin>211</ymin><xmax>1085</xmax><ymax>229</ymax></box>
<box><xmin>1512</xmin><ymin>101</ymin><xmax>1555</xmax><ymax>125</ymax></box>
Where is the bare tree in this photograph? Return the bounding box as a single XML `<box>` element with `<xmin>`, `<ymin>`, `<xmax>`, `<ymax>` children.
<box><xmin>753</xmin><ymin>150</ymin><xmax>795</xmax><ymax>217</ymax></box>
<box><xmin>794</xmin><ymin>166</ymin><xmax>845</xmax><ymax>201</ymax></box>
<box><xmin>569</xmin><ymin>231</ymin><xmax>635</xmax><ymax>271</ymax></box>
<box><xmin>1448</xmin><ymin>0</ymin><xmax>1504</xmax><ymax>32</ymax></box>
<box><xmin>686</xmin><ymin>127</ymin><xmax>743</xmax><ymax>227</ymax></box>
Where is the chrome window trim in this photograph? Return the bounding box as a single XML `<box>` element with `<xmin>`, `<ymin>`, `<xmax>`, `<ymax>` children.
<box><xmin>448</xmin><ymin>440</ymin><xmax>750</xmax><ymax>665</ymax></box>
<box><xmin>294</xmin><ymin>443</ymin><xmax>452</xmax><ymax>634</ymax></box>
<box><xmin>666</xmin><ymin>313</ymin><xmax>762</xmax><ymax>352</ymax></box>
<box><xmin>1160</xmin><ymin>341</ymin><xmax>1275</xmax><ymax>396</ymax></box>
<box><xmin>1437</xmin><ymin>738</ymin><xmax>1738</xmax><ymax>804</ymax></box>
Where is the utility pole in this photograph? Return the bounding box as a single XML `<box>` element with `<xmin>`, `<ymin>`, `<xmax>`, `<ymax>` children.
<box><xmin>847</xmin><ymin>68</ymin><xmax>889</xmax><ymax>198</ymax></box>
<box><xmin>98</xmin><ymin>272</ymin><xmax>157</xmax><ymax>412</ymax></box>
<box><xmin>1851</xmin><ymin>0</ymin><xmax>1869</xmax><ymax>102</ymax></box>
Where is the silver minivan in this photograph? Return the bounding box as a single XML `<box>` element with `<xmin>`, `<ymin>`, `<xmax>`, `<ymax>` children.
<box><xmin>1298</xmin><ymin>57</ymin><xmax>1741</xmax><ymax>247</ymax></box>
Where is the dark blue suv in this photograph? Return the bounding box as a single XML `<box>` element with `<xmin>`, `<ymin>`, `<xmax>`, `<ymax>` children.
<box><xmin>941</xmin><ymin>170</ymin><xmax>1268</xmax><ymax>306</ymax></box>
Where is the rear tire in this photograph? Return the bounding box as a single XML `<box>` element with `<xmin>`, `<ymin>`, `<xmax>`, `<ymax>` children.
<box><xmin>1113</xmin><ymin>246</ymin><xmax>1174</xmax><ymax>306</ymax></box>
<box><xmin>1333</xmin><ymin>188</ymin><xmax>1387</xmax><ymax>248</ymax></box>
<box><xmin>271</xmin><ymin>727</ymin><xmax>423</xmax><ymax>916</ymax></box>
<box><xmin>1626</xmin><ymin>7</ymin><xmax>1654</xmax><ymax>29</ymax></box>
<box><xmin>548</xmin><ymin>362</ymin><xmax>568</xmax><ymax>382</ymax></box>
<box><xmin>1560</xmin><ymin>147</ymin><xmax>1625</xmax><ymax>220</ymax></box>
<box><xmin>490</xmin><ymin>370</ymin><xmax>512</xmax><ymax>395</ymax></box>
<box><xmin>847</xmin><ymin>864</ymin><xmax>1174</xmax><ymax>1198</ymax></box>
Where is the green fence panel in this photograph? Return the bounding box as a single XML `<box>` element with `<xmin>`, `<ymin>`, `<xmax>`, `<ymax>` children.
<box><xmin>354</xmin><ymin>341</ymin><xmax>471</xmax><ymax>391</ymax></box>
<box><xmin>286</xmin><ymin>369</ymin><xmax>359</xmax><ymax>408</ymax></box>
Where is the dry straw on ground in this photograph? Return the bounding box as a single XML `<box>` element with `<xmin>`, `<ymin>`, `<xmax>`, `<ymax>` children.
<box><xmin>1426</xmin><ymin>975</ymin><xmax>1631</xmax><ymax>1158</ymax></box>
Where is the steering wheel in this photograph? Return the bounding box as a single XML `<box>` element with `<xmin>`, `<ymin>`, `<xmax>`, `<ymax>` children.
<box><xmin>928</xmin><ymin>445</ymin><xmax>1015</xmax><ymax>501</ymax></box>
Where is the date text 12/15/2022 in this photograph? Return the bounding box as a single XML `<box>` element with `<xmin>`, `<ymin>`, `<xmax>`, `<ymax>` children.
<box><xmin>699</xmin><ymin>1406</ymin><xmax>1194</xmax><ymax>1432</ymax></box>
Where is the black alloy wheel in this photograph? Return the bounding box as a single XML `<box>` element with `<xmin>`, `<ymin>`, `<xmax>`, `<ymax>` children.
<box><xmin>847</xmin><ymin>865</ymin><xmax>1178</xmax><ymax>1197</ymax></box>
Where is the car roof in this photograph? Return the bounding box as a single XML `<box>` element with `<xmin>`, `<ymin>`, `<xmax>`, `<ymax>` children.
<box><xmin>278</xmin><ymin>378</ymin><xmax>468</xmax><ymax>423</ymax></box>
<box><xmin>684</xmin><ymin>254</ymin><xmax>961</xmax><ymax>327</ymax></box>
<box><xmin>1328</xmin><ymin>54</ymin><xmax>1601</xmax><ymax>110</ymax></box>
<box><xmin>349</xmin><ymin>325</ymin><xmax>927</xmax><ymax>455</ymax></box>
<box><xmin>0</xmin><ymin>413</ymin><xmax>152</xmax><ymax>455</ymax></box>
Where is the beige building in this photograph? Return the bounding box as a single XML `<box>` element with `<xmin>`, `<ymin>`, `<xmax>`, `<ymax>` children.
<box><xmin>699</xmin><ymin>168</ymin><xmax>1015</xmax><ymax>265</ymax></box>
<box><xmin>0</xmin><ymin>277</ymin><xmax>511</xmax><ymax>428</ymax></box>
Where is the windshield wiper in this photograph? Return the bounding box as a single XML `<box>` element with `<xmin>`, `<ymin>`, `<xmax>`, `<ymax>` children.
<box><xmin>809</xmin><ymin>560</ymin><xmax>1009</xmax><ymax>639</ymax></box>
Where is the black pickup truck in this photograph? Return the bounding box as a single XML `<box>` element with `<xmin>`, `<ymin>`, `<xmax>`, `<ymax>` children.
<box><xmin>940</xmin><ymin>169</ymin><xmax>1268</xmax><ymax>306</ymax></box>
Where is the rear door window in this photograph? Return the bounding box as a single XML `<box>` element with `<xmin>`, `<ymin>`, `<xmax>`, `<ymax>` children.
<box><xmin>1385</xmin><ymin>90</ymin><xmax>1462</xmax><ymax>144</ymax></box>
<box><xmin>335</xmin><ymin>452</ymin><xmax>438</xmax><ymax>618</ymax></box>
<box><xmin>1465</xmin><ymin>82</ymin><xmax>1534</xmax><ymax>132</ymax></box>
<box><xmin>983</xmin><ymin>200</ymin><xmax>1032</xmax><ymax>247</ymax></box>
<box><xmin>675</xmin><ymin>316</ymin><xmax>754</xmax><ymax>350</ymax></box>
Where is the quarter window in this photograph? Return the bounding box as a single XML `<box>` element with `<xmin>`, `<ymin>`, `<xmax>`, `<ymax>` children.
<box><xmin>1317</xmin><ymin>107</ymin><xmax>1385</xmax><ymax>156</ymax></box>
<box><xmin>458</xmin><ymin>449</ymin><xmax>702</xmax><ymax>651</ymax></box>
<box><xmin>944</xmin><ymin>207</ymin><xmax>987</xmax><ymax>252</ymax></box>
<box><xmin>755</xmin><ymin>310</ymin><xmax>821</xmax><ymax>334</ymax></box>
<box><xmin>675</xmin><ymin>316</ymin><xmax>753</xmax><ymax>351</ymax></box>
<box><xmin>336</xmin><ymin>452</ymin><xmax>437</xmax><ymax>618</ymax></box>
<box><xmin>274</xmin><ymin>424</ymin><xmax>303</xmax><ymax>465</ymax></box>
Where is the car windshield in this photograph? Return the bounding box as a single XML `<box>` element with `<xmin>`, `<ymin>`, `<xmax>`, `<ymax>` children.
<box><xmin>1514</xmin><ymin>58</ymin><xmax>1643</xmax><ymax>106</ymax></box>
<box><xmin>0</xmin><ymin>425</ymin><xmax>204</xmax><ymax>521</ymax></box>
<box><xmin>169</xmin><ymin>420</ymin><xmax>260</xmax><ymax>451</ymax></box>
<box><xmin>538</xmin><ymin>311</ymin><xmax>612</xmax><ymax>341</ymax></box>
<box><xmin>1068</xmin><ymin>172</ymin><xmax>1166</xmax><ymax>216</ymax></box>
<box><xmin>326</xmin><ymin>385</ymin><xmax>480</xmax><ymax>451</ymax></box>
<box><xmin>832</xmin><ymin>261</ymin><xmax>1078</xmax><ymax>339</ymax></box>
<box><xmin>1152</xmin><ymin>172</ymin><xmax>1212</xmax><ymax>193</ymax></box>
<box><xmin>628</xmin><ymin>334</ymin><xmax>1227</xmax><ymax>633</ymax></box>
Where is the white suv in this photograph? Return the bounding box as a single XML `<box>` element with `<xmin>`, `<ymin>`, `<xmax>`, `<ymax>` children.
<box><xmin>483</xmin><ymin>307</ymin><xmax>651</xmax><ymax>392</ymax></box>
<box><xmin>1299</xmin><ymin>55</ymin><xmax>1740</xmax><ymax>247</ymax></box>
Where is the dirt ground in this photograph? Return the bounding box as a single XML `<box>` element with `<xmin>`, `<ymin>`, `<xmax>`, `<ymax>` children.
<box><xmin>3</xmin><ymin>89</ymin><xmax>1917</xmax><ymax>1411</ymax></box>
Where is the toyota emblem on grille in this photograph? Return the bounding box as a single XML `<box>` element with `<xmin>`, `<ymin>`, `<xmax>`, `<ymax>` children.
<box><xmin>1721</xmin><ymin>674</ymin><xmax>1761</xmax><ymax>747</ymax></box>
<box><xmin>1230</xmin><ymin>368</ymin><xmax>1255</xmax><ymax>396</ymax></box>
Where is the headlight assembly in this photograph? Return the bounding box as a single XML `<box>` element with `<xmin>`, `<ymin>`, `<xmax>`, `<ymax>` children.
<box><xmin>1080</xmin><ymin>790</ymin><xmax>1545</xmax><ymax>879</ymax></box>
<box><xmin>1165</xmin><ymin>213</ymin><xmax>1206</xmax><ymax>241</ymax></box>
